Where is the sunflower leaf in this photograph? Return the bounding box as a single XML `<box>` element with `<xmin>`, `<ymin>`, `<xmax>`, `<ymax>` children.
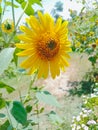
<box><xmin>15</xmin><ymin>0</ymin><xmax>24</xmax><ymax>4</ymax></box>
<box><xmin>10</xmin><ymin>101</ymin><xmax>27</xmax><ymax>125</ymax></box>
<box><xmin>0</xmin><ymin>98</ymin><xmax>5</xmax><ymax>109</ymax></box>
<box><xmin>28</xmin><ymin>0</ymin><xmax>42</xmax><ymax>6</ymax></box>
<box><xmin>47</xmin><ymin>111</ymin><xmax>63</xmax><ymax>124</ymax></box>
<box><xmin>0</xmin><ymin>81</ymin><xmax>15</xmax><ymax>93</ymax></box>
<box><xmin>0</xmin><ymin>5</ymin><xmax>2</xmax><ymax>14</ymax></box>
<box><xmin>36</xmin><ymin>91</ymin><xmax>61</xmax><ymax>107</ymax></box>
<box><xmin>5</xmin><ymin>2</ymin><xmax>19</xmax><ymax>8</ymax></box>
<box><xmin>0</xmin><ymin>48</ymin><xmax>15</xmax><ymax>75</ymax></box>
<box><xmin>21</xmin><ymin>2</ymin><xmax>34</xmax><ymax>16</ymax></box>
<box><xmin>0</xmin><ymin>113</ymin><xmax>6</xmax><ymax>118</ymax></box>
<box><xmin>0</xmin><ymin>120</ymin><xmax>10</xmax><ymax>130</ymax></box>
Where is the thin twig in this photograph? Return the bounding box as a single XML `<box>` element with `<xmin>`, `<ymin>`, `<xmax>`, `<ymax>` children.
<box><xmin>11</xmin><ymin>0</ymin><xmax>16</xmax><ymax>30</ymax></box>
<box><xmin>5</xmin><ymin>103</ymin><xmax>13</xmax><ymax>127</ymax></box>
<box><xmin>7</xmin><ymin>1</ymin><xmax>29</xmax><ymax>44</ymax></box>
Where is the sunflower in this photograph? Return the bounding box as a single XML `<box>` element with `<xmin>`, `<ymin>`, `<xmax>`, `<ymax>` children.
<box><xmin>1</xmin><ymin>19</ymin><xmax>14</xmax><ymax>33</ymax></box>
<box><xmin>16</xmin><ymin>11</ymin><xmax>71</xmax><ymax>79</ymax></box>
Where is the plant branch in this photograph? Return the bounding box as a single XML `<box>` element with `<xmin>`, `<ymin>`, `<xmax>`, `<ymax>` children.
<box><xmin>11</xmin><ymin>0</ymin><xmax>16</xmax><ymax>30</ymax></box>
<box><xmin>15</xmin><ymin>1</ymin><xmax>29</xmax><ymax>28</ymax></box>
<box><xmin>7</xmin><ymin>1</ymin><xmax>29</xmax><ymax>44</ymax></box>
<box><xmin>28</xmin><ymin>72</ymin><xmax>38</xmax><ymax>95</ymax></box>
<box><xmin>5</xmin><ymin>103</ymin><xmax>13</xmax><ymax>127</ymax></box>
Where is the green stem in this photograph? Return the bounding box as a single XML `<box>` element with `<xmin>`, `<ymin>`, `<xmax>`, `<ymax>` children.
<box><xmin>28</xmin><ymin>72</ymin><xmax>38</xmax><ymax>95</ymax></box>
<box><xmin>11</xmin><ymin>0</ymin><xmax>16</xmax><ymax>30</ymax></box>
<box><xmin>7</xmin><ymin>1</ymin><xmax>29</xmax><ymax>44</ymax></box>
<box><xmin>15</xmin><ymin>122</ymin><xmax>19</xmax><ymax>130</ymax></box>
<box><xmin>23</xmin><ymin>72</ymin><xmax>38</xmax><ymax>104</ymax></box>
<box><xmin>36</xmin><ymin>104</ymin><xmax>40</xmax><ymax>130</ymax></box>
<box><xmin>0</xmin><ymin>0</ymin><xmax>7</xmax><ymax>45</ymax></box>
<box><xmin>5</xmin><ymin>103</ymin><xmax>13</xmax><ymax>127</ymax></box>
<box><xmin>1</xmin><ymin>0</ymin><xmax>6</xmax><ymax>23</ymax></box>
<box><xmin>7</xmin><ymin>30</ymin><xmax>16</xmax><ymax>44</ymax></box>
<box><xmin>15</xmin><ymin>1</ymin><xmax>29</xmax><ymax>28</ymax></box>
<box><xmin>18</xmin><ymin>88</ymin><xmax>23</xmax><ymax>103</ymax></box>
<box><xmin>16</xmin><ymin>71</ymin><xmax>24</xmax><ymax>103</ymax></box>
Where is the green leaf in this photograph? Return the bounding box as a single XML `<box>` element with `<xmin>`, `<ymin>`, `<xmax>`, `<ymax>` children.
<box><xmin>39</xmin><ymin>107</ymin><xmax>44</xmax><ymax>113</ymax></box>
<box><xmin>85</xmin><ymin>48</ymin><xmax>94</xmax><ymax>54</ymax></box>
<box><xmin>5</xmin><ymin>2</ymin><xmax>19</xmax><ymax>8</ymax></box>
<box><xmin>13</xmin><ymin>48</ymin><xmax>20</xmax><ymax>66</ymax></box>
<box><xmin>14</xmin><ymin>35</ymin><xmax>20</xmax><ymax>43</ymax></box>
<box><xmin>28</xmin><ymin>0</ymin><xmax>42</xmax><ymax>6</ymax></box>
<box><xmin>7</xmin><ymin>125</ymin><xmax>13</xmax><ymax>130</ymax></box>
<box><xmin>0</xmin><ymin>98</ymin><xmax>5</xmax><ymax>109</ymax></box>
<box><xmin>48</xmin><ymin>111</ymin><xmax>63</xmax><ymax>124</ymax></box>
<box><xmin>0</xmin><ymin>5</ymin><xmax>2</xmax><ymax>14</ymax></box>
<box><xmin>26</xmin><ymin>105</ymin><xmax>32</xmax><ymax>113</ymax></box>
<box><xmin>0</xmin><ymin>120</ymin><xmax>10</xmax><ymax>130</ymax></box>
<box><xmin>88</xmin><ymin>56</ymin><xmax>97</xmax><ymax>64</ymax></box>
<box><xmin>0</xmin><ymin>113</ymin><xmax>6</xmax><ymax>118</ymax></box>
<box><xmin>36</xmin><ymin>91</ymin><xmax>60</xmax><ymax>107</ymax></box>
<box><xmin>15</xmin><ymin>0</ymin><xmax>24</xmax><ymax>4</ymax></box>
<box><xmin>0</xmin><ymin>81</ymin><xmax>15</xmax><ymax>93</ymax></box>
<box><xmin>10</xmin><ymin>101</ymin><xmax>27</xmax><ymax>125</ymax></box>
<box><xmin>21</xmin><ymin>2</ymin><xmax>34</xmax><ymax>16</ymax></box>
<box><xmin>0</xmin><ymin>48</ymin><xmax>15</xmax><ymax>75</ymax></box>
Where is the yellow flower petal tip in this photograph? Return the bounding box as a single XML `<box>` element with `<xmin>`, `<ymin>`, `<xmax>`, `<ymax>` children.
<box><xmin>16</xmin><ymin>11</ymin><xmax>71</xmax><ymax>79</ymax></box>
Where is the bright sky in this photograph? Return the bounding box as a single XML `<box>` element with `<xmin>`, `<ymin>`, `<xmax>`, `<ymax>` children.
<box><xmin>39</xmin><ymin>0</ymin><xmax>83</xmax><ymax>19</ymax></box>
<box><xmin>3</xmin><ymin>0</ymin><xmax>83</xmax><ymax>25</ymax></box>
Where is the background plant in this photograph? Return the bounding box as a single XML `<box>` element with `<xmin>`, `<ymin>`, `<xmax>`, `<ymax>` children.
<box><xmin>71</xmin><ymin>87</ymin><xmax>98</xmax><ymax>130</ymax></box>
<box><xmin>68</xmin><ymin>0</ymin><xmax>98</xmax><ymax>96</ymax></box>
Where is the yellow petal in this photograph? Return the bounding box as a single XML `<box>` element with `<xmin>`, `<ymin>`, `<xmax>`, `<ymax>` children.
<box><xmin>27</xmin><ymin>17</ymin><xmax>40</xmax><ymax>33</ymax></box>
<box><xmin>38</xmin><ymin>11</ymin><xmax>46</xmax><ymax>25</ymax></box>
<box><xmin>50</xmin><ymin>59</ymin><xmax>60</xmax><ymax>78</ymax></box>
<box><xmin>38</xmin><ymin>61</ymin><xmax>49</xmax><ymax>78</ymax></box>
<box><xmin>17</xmin><ymin>49</ymin><xmax>34</xmax><ymax>56</ymax></box>
<box><xmin>60</xmin><ymin>56</ymin><xmax>69</xmax><ymax>67</ymax></box>
<box><xmin>38</xmin><ymin>11</ymin><xmax>51</xmax><ymax>29</ymax></box>
<box><xmin>61</xmin><ymin>21</ymin><xmax>68</xmax><ymax>29</ymax></box>
<box><xmin>20</xmin><ymin>26</ymin><xmax>33</xmax><ymax>36</ymax></box>
<box><xmin>55</xmin><ymin>17</ymin><xmax>62</xmax><ymax>32</ymax></box>
<box><xmin>28</xmin><ymin>56</ymin><xmax>42</xmax><ymax>74</ymax></box>
<box><xmin>18</xmin><ymin>34</ymin><xmax>33</xmax><ymax>43</ymax></box>
<box><xmin>16</xmin><ymin>43</ymin><xmax>33</xmax><ymax>49</ymax></box>
<box><xmin>20</xmin><ymin>54</ymin><xmax>37</xmax><ymax>69</ymax></box>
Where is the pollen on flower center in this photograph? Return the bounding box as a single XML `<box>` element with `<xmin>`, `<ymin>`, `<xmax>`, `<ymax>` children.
<box><xmin>37</xmin><ymin>39</ymin><xmax>60</xmax><ymax>61</ymax></box>
<box><xmin>47</xmin><ymin>40</ymin><xmax>57</xmax><ymax>50</ymax></box>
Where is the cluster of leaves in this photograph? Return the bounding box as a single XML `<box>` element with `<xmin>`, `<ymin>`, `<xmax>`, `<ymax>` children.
<box><xmin>69</xmin><ymin>67</ymin><xmax>98</xmax><ymax>96</ymax></box>
<box><xmin>0</xmin><ymin>83</ymin><xmax>63</xmax><ymax>130</ymax></box>
<box><xmin>15</xmin><ymin>0</ymin><xmax>42</xmax><ymax>16</ymax></box>
<box><xmin>68</xmin><ymin>1</ymin><xmax>98</xmax><ymax>97</ymax></box>
<box><xmin>69</xmin><ymin>6</ymin><xmax>98</xmax><ymax>66</ymax></box>
<box><xmin>0</xmin><ymin>68</ymin><xmax>64</xmax><ymax>129</ymax></box>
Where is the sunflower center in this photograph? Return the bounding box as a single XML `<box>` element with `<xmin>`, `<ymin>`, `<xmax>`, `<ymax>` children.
<box><xmin>37</xmin><ymin>39</ymin><xmax>60</xmax><ymax>61</ymax></box>
<box><xmin>47</xmin><ymin>40</ymin><xmax>56</xmax><ymax>50</ymax></box>
<box><xmin>4</xmin><ymin>23</ymin><xmax>12</xmax><ymax>30</ymax></box>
